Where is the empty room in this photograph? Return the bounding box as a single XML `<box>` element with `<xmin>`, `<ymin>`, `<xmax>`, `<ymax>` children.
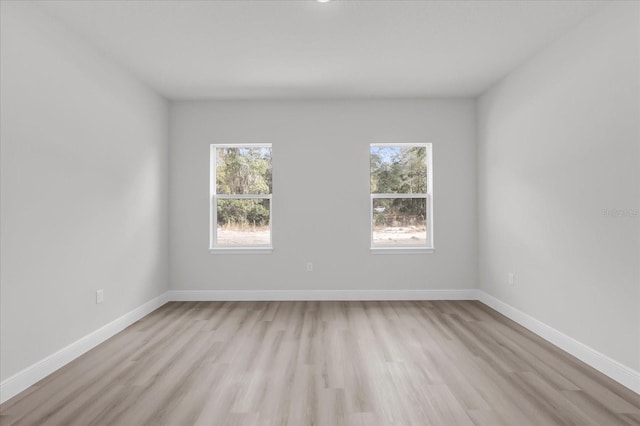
<box><xmin>1</xmin><ymin>0</ymin><xmax>638</xmax><ymax>425</ymax></box>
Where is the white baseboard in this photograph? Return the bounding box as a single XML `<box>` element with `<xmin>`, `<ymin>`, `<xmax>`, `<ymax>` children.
<box><xmin>3</xmin><ymin>288</ymin><xmax>637</xmax><ymax>405</ymax></box>
<box><xmin>168</xmin><ymin>288</ymin><xmax>479</xmax><ymax>301</ymax></box>
<box><xmin>477</xmin><ymin>291</ymin><xmax>640</xmax><ymax>394</ymax></box>
<box><xmin>0</xmin><ymin>288</ymin><xmax>474</xmax><ymax>405</ymax></box>
<box><xmin>0</xmin><ymin>292</ymin><xmax>169</xmax><ymax>404</ymax></box>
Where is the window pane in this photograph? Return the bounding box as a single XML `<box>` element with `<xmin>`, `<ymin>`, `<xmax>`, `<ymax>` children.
<box><xmin>370</xmin><ymin>145</ymin><xmax>427</xmax><ymax>194</ymax></box>
<box><xmin>216</xmin><ymin>198</ymin><xmax>270</xmax><ymax>246</ymax></box>
<box><xmin>372</xmin><ymin>198</ymin><xmax>427</xmax><ymax>245</ymax></box>
<box><xmin>216</xmin><ymin>147</ymin><xmax>272</xmax><ymax>195</ymax></box>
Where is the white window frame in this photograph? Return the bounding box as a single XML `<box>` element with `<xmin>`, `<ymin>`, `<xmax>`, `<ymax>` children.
<box><xmin>370</xmin><ymin>143</ymin><xmax>434</xmax><ymax>254</ymax></box>
<box><xmin>210</xmin><ymin>143</ymin><xmax>273</xmax><ymax>254</ymax></box>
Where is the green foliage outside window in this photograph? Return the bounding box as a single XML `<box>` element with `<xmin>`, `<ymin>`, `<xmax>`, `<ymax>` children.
<box><xmin>217</xmin><ymin>199</ymin><xmax>270</xmax><ymax>228</ymax></box>
<box><xmin>371</xmin><ymin>146</ymin><xmax>427</xmax><ymax>227</ymax></box>
<box><xmin>216</xmin><ymin>147</ymin><xmax>271</xmax><ymax>227</ymax></box>
<box><xmin>370</xmin><ymin>146</ymin><xmax>426</xmax><ymax>194</ymax></box>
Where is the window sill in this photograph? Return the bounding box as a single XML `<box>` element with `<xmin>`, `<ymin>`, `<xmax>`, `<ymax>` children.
<box><xmin>210</xmin><ymin>247</ymin><xmax>273</xmax><ymax>255</ymax></box>
<box><xmin>370</xmin><ymin>247</ymin><xmax>435</xmax><ymax>255</ymax></box>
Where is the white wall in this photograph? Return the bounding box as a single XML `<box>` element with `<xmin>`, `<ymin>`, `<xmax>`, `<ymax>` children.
<box><xmin>478</xmin><ymin>3</ymin><xmax>639</xmax><ymax>371</ymax></box>
<box><xmin>0</xmin><ymin>2</ymin><xmax>169</xmax><ymax>382</ymax></box>
<box><xmin>170</xmin><ymin>100</ymin><xmax>476</xmax><ymax>292</ymax></box>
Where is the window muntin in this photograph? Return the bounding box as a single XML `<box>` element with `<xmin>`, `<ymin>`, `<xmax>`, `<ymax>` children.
<box><xmin>210</xmin><ymin>144</ymin><xmax>272</xmax><ymax>250</ymax></box>
<box><xmin>370</xmin><ymin>143</ymin><xmax>433</xmax><ymax>250</ymax></box>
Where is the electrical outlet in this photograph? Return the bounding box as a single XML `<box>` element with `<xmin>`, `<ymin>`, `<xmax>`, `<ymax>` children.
<box><xmin>96</xmin><ymin>289</ymin><xmax>104</xmax><ymax>304</ymax></box>
<box><xmin>306</xmin><ymin>262</ymin><xmax>313</xmax><ymax>272</ymax></box>
<box><xmin>508</xmin><ymin>273</ymin><xmax>515</xmax><ymax>286</ymax></box>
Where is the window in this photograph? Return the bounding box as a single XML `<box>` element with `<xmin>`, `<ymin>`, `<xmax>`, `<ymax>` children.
<box><xmin>210</xmin><ymin>144</ymin><xmax>272</xmax><ymax>252</ymax></box>
<box><xmin>370</xmin><ymin>143</ymin><xmax>433</xmax><ymax>252</ymax></box>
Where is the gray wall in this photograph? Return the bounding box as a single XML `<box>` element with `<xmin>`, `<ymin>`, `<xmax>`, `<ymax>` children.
<box><xmin>2</xmin><ymin>0</ymin><xmax>637</xmax><ymax>392</ymax></box>
<box><xmin>478</xmin><ymin>3</ymin><xmax>639</xmax><ymax>370</ymax></box>
<box><xmin>170</xmin><ymin>100</ymin><xmax>476</xmax><ymax>291</ymax></box>
<box><xmin>0</xmin><ymin>2</ymin><xmax>169</xmax><ymax>381</ymax></box>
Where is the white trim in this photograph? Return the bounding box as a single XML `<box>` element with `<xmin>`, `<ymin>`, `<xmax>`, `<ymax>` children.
<box><xmin>0</xmin><ymin>292</ymin><xmax>169</xmax><ymax>404</ymax></box>
<box><xmin>372</xmin><ymin>194</ymin><xmax>427</xmax><ymax>199</ymax></box>
<box><xmin>210</xmin><ymin>144</ymin><xmax>216</xmax><ymax>248</ymax></box>
<box><xmin>210</xmin><ymin>248</ymin><xmax>273</xmax><ymax>255</ymax></box>
<box><xmin>477</xmin><ymin>291</ymin><xmax>640</xmax><ymax>394</ymax></box>
<box><xmin>369</xmin><ymin>143</ymin><xmax>433</xmax><ymax>250</ymax></box>
<box><xmin>168</xmin><ymin>289</ymin><xmax>478</xmax><ymax>302</ymax></box>
<box><xmin>210</xmin><ymin>144</ymin><xmax>273</xmax><ymax>251</ymax></box>
<box><xmin>370</xmin><ymin>248</ymin><xmax>435</xmax><ymax>254</ymax></box>
<box><xmin>212</xmin><ymin>143</ymin><xmax>271</xmax><ymax>149</ymax></box>
<box><xmin>3</xmin><ymin>289</ymin><xmax>637</xmax><ymax>405</ymax></box>
<box><xmin>370</xmin><ymin>143</ymin><xmax>431</xmax><ymax>148</ymax></box>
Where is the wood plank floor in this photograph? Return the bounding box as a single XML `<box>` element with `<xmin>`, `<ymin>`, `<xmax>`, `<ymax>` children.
<box><xmin>1</xmin><ymin>301</ymin><xmax>639</xmax><ymax>425</ymax></box>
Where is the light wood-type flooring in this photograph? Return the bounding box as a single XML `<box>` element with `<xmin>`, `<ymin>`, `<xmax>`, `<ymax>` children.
<box><xmin>1</xmin><ymin>301</ymin><xmax>639</xmax><ymax>425</ymax></box>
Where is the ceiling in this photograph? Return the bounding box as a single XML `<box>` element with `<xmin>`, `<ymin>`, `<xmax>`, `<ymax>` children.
<box><xmin>35</xmin><ymin>0</ymin><xmax>605</xmax><ymax>100</ymax></box>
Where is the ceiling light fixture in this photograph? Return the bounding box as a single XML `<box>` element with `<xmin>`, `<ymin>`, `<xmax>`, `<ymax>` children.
<box><xmin>316</xmin><ymin>0</ymin><xmax>332</xmax><ymax>3</ymax></box>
